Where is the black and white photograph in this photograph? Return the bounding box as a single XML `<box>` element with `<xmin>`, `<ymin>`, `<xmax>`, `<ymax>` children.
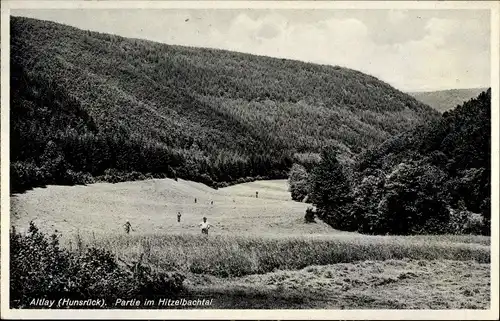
<box><xmin>1</xmin><ymin>1</ymin><xmax>498</xmax><ymax>319</ymax></box>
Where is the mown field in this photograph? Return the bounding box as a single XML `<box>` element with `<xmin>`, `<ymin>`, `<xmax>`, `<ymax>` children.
<box><xmin>10</xmin><ymin>179</ymin><xmax>491</xmax><ymax>309</ymax></box>
<box><xmin>186</xmin><ymin>259</ymin><xmax>490</xmax><ymax>309</ymax></box>
<box><xmin>10</xmin><ymin>179</ymin><xmax>336</xmax><ymax>239</ymax></box>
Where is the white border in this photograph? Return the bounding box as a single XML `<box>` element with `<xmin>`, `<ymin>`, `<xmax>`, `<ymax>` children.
<box><xmin>0</xmin><ymin>0</ymin><xmax>498</xmax><ymax>10</ymax></box>
<box><xmin>1</xmin><ymin>1</ymin><xmax>499</xmax><ymax>320</ymax></box>
<box><xmin>0</xmin><ymin>3</ymin><xmax>12</xmax><ymax>318</ymax></box>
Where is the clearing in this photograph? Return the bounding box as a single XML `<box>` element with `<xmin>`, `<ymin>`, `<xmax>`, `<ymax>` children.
<box><xmin>10</xmin><ymin>178</ymin><xmax>336</xmax><ymax>238</ymax></box>
<box><xmin>10</xmin><ymin>178</ymin><xmax>491</xmax><ymax>309</ymax></box>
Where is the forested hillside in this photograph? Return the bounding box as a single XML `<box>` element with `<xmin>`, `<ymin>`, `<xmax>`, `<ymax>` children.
<box><xmin>301</xmin><ymin>89</ymin><xmax>491</xmax><ymax>235</ymax></box>
<box><xmin>410</xmin><ymin>88</ymin><xmax>488</xmax><ymax>113</ymax></box>
<box><xmin>11</xmin><ymin>16</ymin><xmax>438</xmax><ymax>193</ymax></box>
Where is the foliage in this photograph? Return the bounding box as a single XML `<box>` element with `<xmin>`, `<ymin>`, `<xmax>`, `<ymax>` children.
<box><xmin>308</xmin><ymin>147</ymin><xmax>355</xmax><ymax>231</ymax></box>
<box><xmin>304</xmin><ymin>207</ymin><xmax>316</xmax><ymax>223</ymax></box>
<box><xmin>10</xmin><ymin>222</ymin><xmax>185</xmax><ymax>308</ymax></box>
<box><xmin>375</xmin><ymin>161</ymin><xmax>450</xmax><ymax>235</ymax></box>
<box><xmin>447</xmin><ymin>207</ymin><xmax>485</xmax><ymax>235</ymax></box>
<box><xmin>309</xmin><ymin>90</ymin><xmax>491</xmax><ymax>235</ymax></box>
<box><xmin>10</xmin><ymin>16</ymin><xmax>437</xmax><ymax>193</ymax></box>
<box><xmin>288</xmin><ymin>164</ymin><xmax>310</xmax><ymax>202</ymax></box>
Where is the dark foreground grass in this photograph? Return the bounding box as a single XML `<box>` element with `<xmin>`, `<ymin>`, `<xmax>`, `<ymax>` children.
<box><xmin>91</xmin><ymin>233</ymin><xmax>490</xmax><ymax>277</ymax></box>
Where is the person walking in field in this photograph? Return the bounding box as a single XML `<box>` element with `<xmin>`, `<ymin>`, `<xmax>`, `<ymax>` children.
<box><xmin>210</xmin><ymin>200</ymin><xmax>213</xmax><ymax>205</ymax></box>
<box><xmin>124</xmin><ymin>220</ymin><xmax>133</xmax><ymax>234</ymax></box>
<box><xmin>256</xmin><ymin>191</ymin><xmax>259</xmax><ymax>198</ymax></box>
<box><xmin>199</xmin><ymin>217</ymin><xmax>211</xmax><ymax>235</ymax></box>
<box><xmin>194</xmin><ymin>198</ymin><xmax>197</xmax><ymax>204</ymax></box>
<box><xmin>177</xmin><ymin>212</ymin><xmax>182</xmax><ymax>223</ymax></box>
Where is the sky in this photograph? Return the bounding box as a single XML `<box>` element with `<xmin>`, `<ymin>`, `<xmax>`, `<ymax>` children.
<box><xmin>13</xmin><ymin>8</ymin><xmax>491</xmax><ymax>92</ymax></box>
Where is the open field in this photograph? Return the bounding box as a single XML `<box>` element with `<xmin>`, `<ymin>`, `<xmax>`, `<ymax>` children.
<box><xmin>11</xmin><ymin>179</ymin><xmax>336</xmax><ymax>239</ymax></box>
<box><xmin>10</xmin><ymin>179</ymin><xmax>491</xmax><ymax>309</ymax></box>
<box><xmin>94</xmin><ymin>233</ymin><xmax>490</xmax><ymax>278</ymax></box>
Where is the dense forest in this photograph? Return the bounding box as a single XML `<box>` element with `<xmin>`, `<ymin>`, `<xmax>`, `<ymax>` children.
<box><xmin>410</xmin><ymin>88</ymin><xmax>488</xmax><ymax>113</ymax></box>
<box><xmin>11</xmin><ymin>16</ymin><xmax>438</xmax><ymax>193</ymax></box>
<box><xmin>293</xmin><ymin>89</ymin><xmax>491</xmax><ymax>235</ymax></box>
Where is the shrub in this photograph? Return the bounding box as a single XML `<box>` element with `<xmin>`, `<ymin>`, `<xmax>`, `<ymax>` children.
<box><xmin>10</xmin><ymin>222</ymin><xmax>185</xmax><ymax>309</ymax></box>
<box><xmin>98</xmin><ymin>168</ymin><xmax>152</xmax><ymax>184</ymax></box>
<box><xmin>10</xmin><ymin>161</ymin><xmax>47</xmax><ymax>192</ymax></box>
<box><xmin>480</xmin><ymin>198</ymin><xmax>491</xmax><ymax>236</ymax></box>
<box><xmin>214</xmin><ymin>181</ymin><xmax>228</xmax><ymax>188</ymax></box>
<box><xmin>462</xmin><ymin>212</ymin><xmax>485</xmax><ymax>235</ymax></box>
<box><xmin>125</xmin><ymin>171</ymin><xmax>146</xmax><ymax>181</ymax></box>
<box><xmin>198</xmin><ymin>173</ymin><xmax>214</xmax><ymax>186</ymax></box>
<box><xmin>304</xmin><ymin>207</ymin><xmax>316</xmax><ymax>223</ymax></box>
<box><xmin>63</xmin><ymin>170</ymin><xmax>95</xmax><ymax>185</ymax></box>
<box><xmin>445</xmin><ymin>207</ymin><xmax>470</xmax><ymax>234</ymax></box>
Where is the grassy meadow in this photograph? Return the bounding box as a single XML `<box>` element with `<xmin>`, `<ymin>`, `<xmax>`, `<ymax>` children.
<box><xmin>10</xmin><ymin>178</ymin><xmax>491</xmax><ymax>309</ymax></box>
<box><xmin>92</xmin><ymin>233</ymin><xmax>490</xmax><ymax>278</ymax></box>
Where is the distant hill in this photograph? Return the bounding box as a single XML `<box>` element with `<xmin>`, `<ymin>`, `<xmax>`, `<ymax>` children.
<box><xmin>10</xmin><ymin>16</ymin><xmax>438</xmax><ymax>192</ymax></box>
<box><xmin>409</xmin><ymin>88</ymin><xmax>488</xmax><ymax>113</ymax></box>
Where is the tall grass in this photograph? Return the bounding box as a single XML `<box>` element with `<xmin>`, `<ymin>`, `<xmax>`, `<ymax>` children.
<box><xmin>89</xmin><ymin>233</ymin><xmax>490</xmax><ymax>278</ymax></box>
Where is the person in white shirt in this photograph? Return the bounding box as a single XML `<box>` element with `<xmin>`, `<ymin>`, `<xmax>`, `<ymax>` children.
<box><xmin>199</xmin><ymin>217</ymin><xmax>211</xmax><ymax>235</ymax></box>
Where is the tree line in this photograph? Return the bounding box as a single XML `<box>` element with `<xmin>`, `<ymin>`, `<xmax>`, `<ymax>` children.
<box><xmin>291</xmin><ymin>90</ymin><xmax>491</xmax><ymax>235</ymax></box>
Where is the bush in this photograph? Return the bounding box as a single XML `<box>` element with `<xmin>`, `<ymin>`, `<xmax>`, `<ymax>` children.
<box><xmin>217</xmin><ymin>181</ymin><xmax>229</xmax><ymax>188</ymax></box>
<box><xmin>304</xmin><ymin>207</ymin><xmax>316</xmax><ymax>223</ymax></box>
<box><xmin>10</xmin><ymin>161</ymin><xmax>47</xmax><ymax>192</ymax></box>
<box><xmin>198</xmin><ymin>173</ymin><xmax>214</xmax><ymax>186</ymax></box>
<box><xmin>11</xmin><ymin>162</ymin><xmax>95</xmax><ymax>192</ymax></box>
<box><xmin>480</xmin><ymin>198</ymin><xmax>491</xmax><ymax>235</ymax></box>
<box><xmin>97</xmin><ymin>169</ymin><xmax>154</xmax><ymax>184</ymax></box>
<box><xmin>464</xmin><ymin>213</ymin><xmax>485</xmax><ymax>235</ymax></box>
<box><xmin>101</xmin><ymin>168</ymin><xmax>122</xmax><ymax>183</ymax></box>
<box><xmin>63</xmin><ymin>170</ymin><xmax>95</xmax><ymax>185</ymax></box>
<box><xmin>125</xmin><ymin>171</ymin><xmax>147</xmax><ymax>181</ymax></box>
<box><xmin>10</xmin><ymin>222</ymin><xmax>185</xmax><ymax>308</ymax></box>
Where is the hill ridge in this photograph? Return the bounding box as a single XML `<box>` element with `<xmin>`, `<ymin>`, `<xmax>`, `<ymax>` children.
<box><xmin>10</xmin><ymin>15</ymin><xmax>438</xmax><ymax>192</ymax></box>
<box><xmin>409</xmin><ymin>87</ymin><xmax>489</xmax><ymax>113</ymax></box>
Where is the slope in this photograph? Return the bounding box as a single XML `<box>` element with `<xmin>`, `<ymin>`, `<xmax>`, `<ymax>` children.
<box><xmin>10</xmin><ymin>16</ymin><xmax>439</xmax><ymax>193</ymax></box>
<box><xmin>409</xmin><ymin>88</ymin><xmax>489</xmax><ymax>113</ymax></box>
<box><xmin>311</xmin><ymin>89</ymin><xmax>491</xmax><ymax>235</ymax></box>
<box><xmin>10</xmin><ymin>178</ymin><xmax>337</xmax><ymax>239</ymax></box>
